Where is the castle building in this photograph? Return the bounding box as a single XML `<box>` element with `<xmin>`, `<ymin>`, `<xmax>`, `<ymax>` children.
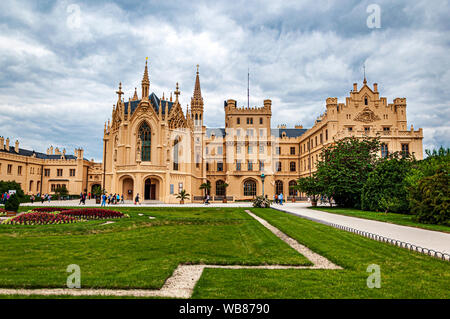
<box><xmin>0</xmin><ymin>61</ymin><xmax>423</xmax><ymax>202</ymax></box>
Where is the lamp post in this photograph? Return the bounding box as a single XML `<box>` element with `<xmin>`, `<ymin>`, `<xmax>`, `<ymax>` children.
<box><xmin>260</xmin><ymin>173</ymin><xmax>265</xmax><ymax>197</ymax></box>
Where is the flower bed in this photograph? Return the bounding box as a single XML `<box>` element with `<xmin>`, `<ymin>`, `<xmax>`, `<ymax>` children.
<box><xmin>3</xmin><ymin>212</ymin><xmax>81</xmax><ymax>225</ymax></box>
<box><xmin>31</xmin><ymin>207</ymin><xmax>71</xmax><ymax>213</ymax></box>
<box><xmin>59</xmin><ymin>208</ymin><xmax>124</xmax><ymax>220</ymax></box>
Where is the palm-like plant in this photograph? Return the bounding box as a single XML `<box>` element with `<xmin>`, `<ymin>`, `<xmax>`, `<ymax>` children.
<box><xmin>199</xmin><ymin>182</ymin><xmax>211</xmax><ymax>197</ymax></box>
<box><xmin>176</xmin><ymin>189</ymin><xmax>190</xmax><ymax>204</ymax></box>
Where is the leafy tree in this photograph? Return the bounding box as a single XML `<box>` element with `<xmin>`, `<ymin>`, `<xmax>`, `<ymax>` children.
<box><xmin>361</xmin><ymin>152</ymin><xmax>414</xmax><ymax>213</ymax></box>
<box><xmin>0</xmin><ymin>181</ymin><xmax>25</xmax><ymax>202</ymax></box>
<box><xmin>294</xmin><ymin>176</ymin><xmax>323</xmax><ymax>202</ymax></box>
<box><xmin>315</xmin><ymin>136</ymin><xmax>380</xmax><ymax>208</ymax></box>
<box><xmin>54</xmin><ymin>185</ymin><xmax>69</xmax><ymax>199</ymax></box>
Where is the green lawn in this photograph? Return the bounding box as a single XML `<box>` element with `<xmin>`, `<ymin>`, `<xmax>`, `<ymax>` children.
<box><xmin>193</xmin><ymin>209</ymin><xmax>450</xmax><ymax>298</ymax></box>
<box><xmin>0</xmin><ymin>207</ymin><xmax>309</xmax><ymax>290</ymax></box>
<box><xmin>1</xmin><ymin>206</ymin><xmax>449</xmax><ymax>298</ymax></box>
<box><xmin>309</xmin><ymin>206</ymin><xmax>450</xmax><ymax>233</ymax></box>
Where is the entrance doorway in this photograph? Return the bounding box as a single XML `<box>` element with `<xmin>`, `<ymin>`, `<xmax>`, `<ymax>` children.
<box><xmin>144</xmin><ymin>178</ymin><xmax>157</xmax><ymax>200</ymax></box>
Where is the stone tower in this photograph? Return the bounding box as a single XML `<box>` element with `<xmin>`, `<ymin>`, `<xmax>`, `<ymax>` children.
<box><xmin>191</xmin><ymin>64</ymin><xmax>204</xmax><ymax>128</ymax></box>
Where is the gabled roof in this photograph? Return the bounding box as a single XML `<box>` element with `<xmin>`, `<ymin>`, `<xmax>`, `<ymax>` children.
<box><xmin>124</xmin><ymin>92</ymin><xmax>174</xmax><ymax>116</ymax></box>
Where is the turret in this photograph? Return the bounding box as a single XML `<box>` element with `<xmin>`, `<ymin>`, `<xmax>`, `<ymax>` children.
<box><xmin>263</xmin><ymin>99</ymin><xmax>272</xmax><ymax>110</ymax></box>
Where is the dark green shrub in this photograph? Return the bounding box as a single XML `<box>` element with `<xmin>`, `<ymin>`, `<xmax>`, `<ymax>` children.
<box><xmin>410</xmin><ymin>166</ymin><xmax>449</xmax><ymax>225</ymax></box>
<box><xmin>5</xmin><ymin>194</ymin><xmax>20</xmax><ymax>212</ymax></box>
<box><xmin>361</xmin><ymin>153</ymin><xmax>414</xmax><ymax>213</ymax></box>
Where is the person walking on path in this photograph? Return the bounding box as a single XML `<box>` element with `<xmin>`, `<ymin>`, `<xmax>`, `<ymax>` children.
<box><xmin>204</xmin><ymin>194</ymin><xmax>210</xmax><ymax>205</ymax></box>
<box><xmin>279</xmin><ymin>193</ymin><xmax>283</xmax><ymax>205</ymax></box>
<box><xmin>120</xmin><ymin>194</ymin><xmax>124</xmax><ymax>204</ymax></box>
<box><xmin>30</xmin><ymin>194</ymin><xmax>35</xmax><ymax>204</ymax></box>
<box><xmin>101</xmin><ymin>194</ymin><xmax>106</xmax><ymax>207</ymax></box>
<box><xmin>135</xmin><ymin>193</ymin><xmax>140</xmax><ymax>205</ymax></box>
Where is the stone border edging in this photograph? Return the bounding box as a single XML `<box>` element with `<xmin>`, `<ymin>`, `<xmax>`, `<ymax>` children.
<box><xmin>272</xmin><ymin>206</ymin><xmax>450</xmax><ymax>262</ymax></box>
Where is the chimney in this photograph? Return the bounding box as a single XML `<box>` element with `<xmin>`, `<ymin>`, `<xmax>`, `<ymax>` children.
<box><xmin>373</xmin><ymin>83</ymin><xmax>378</xmax><ymax>92</ymax></box>
<box><xmin>55</xmin><ymin>147</ymin><xmax>61</xmax><ymax>155</ymax></box>
<box><xmin>14</xmin><ymin>140</ymin><xmax>19</xmax><ymax>153</ymax></box>
<box><xmin>0</xmin><ymin>136</ymin><xmax>4</xmax><ymax>150</ymax></box>
<box><xmin>49</xmin><ymin>146</ymin><xmax>54</xmax><ymax>155</ymax></box>
<box><xmin>5</xmin><ymin>138</ymin><xmax>10</xmax><ymax>151</ymax></box>
<box><xmin>295</xmin><ymin>125</ymin><xmax>303</xmax><ymax>129</ymax></box>
<box><xmin>353</xmin><ymin>83</ymin><xmax>357</xmax><ymax>91</ymax></box>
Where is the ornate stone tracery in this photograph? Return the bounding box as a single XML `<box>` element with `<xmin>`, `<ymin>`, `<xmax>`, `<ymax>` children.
<box><xmin>354</xmin><ymin>107</ymin><xmax>380</xmax><ymax>123</ymax></box>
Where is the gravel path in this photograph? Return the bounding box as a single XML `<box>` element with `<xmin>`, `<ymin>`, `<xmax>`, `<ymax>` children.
<box><xmin>0</xmin><ymin>209</ymin><xmax>341</xmax><ymax>298</ymax></box>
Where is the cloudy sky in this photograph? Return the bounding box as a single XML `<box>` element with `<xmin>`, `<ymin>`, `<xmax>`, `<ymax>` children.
<box><xmin>0</xmin><ymin>0</ymin><xmax>449</xmax><ymax>161</ymax></box>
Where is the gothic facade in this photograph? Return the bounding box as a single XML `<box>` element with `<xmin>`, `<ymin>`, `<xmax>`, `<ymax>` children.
<box><xmin>0</xmin><ymin>61</ymin><xmax>423</xmax><ymax>202</ymax></box>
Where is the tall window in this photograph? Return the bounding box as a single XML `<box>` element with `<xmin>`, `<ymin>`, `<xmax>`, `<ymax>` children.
<box><xmin>381</xmin><ymin>144</ymin><xmax>388</xmax><ymax>158</ymax></box>
<box><xmin>216</xmin><ymin>180</ymin><xmax>226</xmax><ymax>196</ymax></box>
<box><xmin>237</xmin><ymin>118</ymin><xmax>240</xmax><ymax>124</ymax></box>
<box><xmin>290</xmin><ymin>147</ymin><xmax>295</xmax><ymax>155</ymax></box>
<box><xmin>290</xmin><ymin>161</ymin><xmax>296</xmax><ymax>172</ymax></box>
<box><xmin>276</xmin><ymin>161</ymin><xmax>282</xmax><ymax>172</ymax></box>
<box><xmin>289</xmin><ymin>180</ymin><xmax>297</xmax><ymax>196</ymax></box>
<box><xmin>217</xmin><ymin>161</ymin><xmax>223</xmax><ymax>171</ymax></box>
<box><xmin>236</xmin><ymin>160</ymin><xmax>241</xmax><ymax>171</ymax></box>
<box><xmin>401</xmin><ymin>144</ymin><xmax>409</xmax><ymax>157</ymax></box>
<box><xmin>57</xmin><ymin>169</ymin><xmax>63</xmax><ymax>176</ymax></box>
<box><xmin>259</xmin><ymin>160</ymin><xmax>264</xmax><ymax>171</ymax></box>
<box><xmin>275</xmin><ymin>180</ymin><xmax>283</xmax><ymax>195</ymax></box>
<box><xmin>247</xmin><ymin>161</ymin><xmax>253</xmax><ymax>171</ymax></box>
<box><xmin>173</xmin><ymin>138</ymin><xmax>179</xmax><ymax>170</ymax></box>
<box><xmin>244</xmin><ymin>180</ymin><xmax>257</xmax><ymax>196</ymax></box>
<box><xmin>70</xmin><ymin>169</ymin><xmax>76</xmax><ymax>177</ymax></box>
<box><xmin>139</xmin><ymin>122</ymin><xmax>151</xmax><ymax>161</ymax></box>
<box><xmin>259</xmin><ymin>117</ymin><xmax>263</xmax><ymax>124</ymax></box>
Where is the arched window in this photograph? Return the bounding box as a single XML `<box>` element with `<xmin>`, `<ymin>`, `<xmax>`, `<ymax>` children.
<box><xmin>243</xmin><ymin>179</ymin><xmax>257</xmax><ymax>196</ymax></box>
<box><xmin>216</xmin><ymin>180</ymin><xmax>225</xmax><ymax>196</ymax></box>
<box><xmin>289</xmin><ymin>180</ymin><xmax>297</xmax><ymax>196</ymax></box>
<box><xmin>364</xmin><ymin>97</ymin><xmax>368</xmax><ymax>105</ymax></box>
<box><xmin>275</xmin><ymin>180</ymin><xmax>283</xmax><ymax>195</ymax></box>
<box><xmin>139</xmin><ymin>122</ymin><xmax>151</xmax><ymax>161</ymax></box>
<box><xmin>173</xmin><ymin>137</ymin><xmax>179</xmax><ymax>170</ymax></box>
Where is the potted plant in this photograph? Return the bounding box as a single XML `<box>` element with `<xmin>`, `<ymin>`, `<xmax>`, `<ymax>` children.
<box><xmin>92</xmin><ymin>185</ymin><xmax>103</xmax><ymax>204</ymax></box>
<box><xmin>5</xmin><ymin>194</ymin><xmax>20</xmax><ymax>217</ymax></box>
<box><xmin>176</xmin><ymin>189</ymin><xmax>190</xmax><ymax>204</ymax></box>
<box><xmin>199</xmin><ymin>181</ymin><xmax>211</xmax><ymax>201</ymax></box>
<box><xmin>221</xmin><ymin>182</ymin><xmax>229</xmax><ymax>203</ymax></box>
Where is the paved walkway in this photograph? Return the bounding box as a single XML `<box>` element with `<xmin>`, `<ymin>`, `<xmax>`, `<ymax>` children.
<box><xmin>274</xmin><ymin>203</ymin><xmax>450</xmax><ymax>259</ymax></box>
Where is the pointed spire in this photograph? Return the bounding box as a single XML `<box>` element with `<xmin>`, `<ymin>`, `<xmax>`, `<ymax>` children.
<box><xmin>363</xmin><ymin>63</ymin><xmax>367</xmax><ymax>85</ymax></box>
<box><xmin>170</xmin><ymin>92</ymin><xmax>172</xmax><ymax>102</ymax></box>
<box><xmin>193</xmin><ymin>64</ymin><xmax>202</xmax><ymax>100</ymax></box>
<box><xmin>174</xmin><ymin>82</ymin><xmax>180</xmax><ymax>102</ymax></box>
<box><xmin>164</xmin><ymin>99</ymin><xmax>169</xmax><ymax>121</ymax></box>
<box><xmin>116</xmin><ymin>82</ymin><xmax>123</xmax><ymax>103</ymax></box>
<box><xmin>141</xmin><ymin>58</ymin><xmax>150</xmax><ymax>99</ymax></box>
<box><xmin>132</xmin><ymin>88</ymin><xmax>138</xmax><ymax>101</ymax></box>
<box><xmin>159</xmin><ymin>97</ymin><xmax>162</xmax><ymax>120</ymax></box>
<box><xmin>162</xmin><ymin>92</ymin><xmax>165</xmax><ymax>100</ymax></box>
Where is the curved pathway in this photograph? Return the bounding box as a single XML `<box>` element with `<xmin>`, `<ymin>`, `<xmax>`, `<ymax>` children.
<box><xmin>273</xmin><ymin>203</ymin><xmax>450</xmax><ymax>260</ymax></box>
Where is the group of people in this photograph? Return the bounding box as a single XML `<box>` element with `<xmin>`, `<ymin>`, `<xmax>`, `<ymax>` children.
<box><xmin>273</xmin><ymin>193</ymin><xmax>284</xmax><ymax>205</ymax></box>
<box><xmin>28</xmin><ymin>193</ymin><xmax>52</xmax><ymax>204</ymax></box>
<box><xmin>1</xmin><ymin>192</ymin><xmax>11</xmax><ymax>204</ymax></box>
<box><xmin>100</xmin><ymin>193</ymin><xmax>125</xmax><ymax>206</ymax></box>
